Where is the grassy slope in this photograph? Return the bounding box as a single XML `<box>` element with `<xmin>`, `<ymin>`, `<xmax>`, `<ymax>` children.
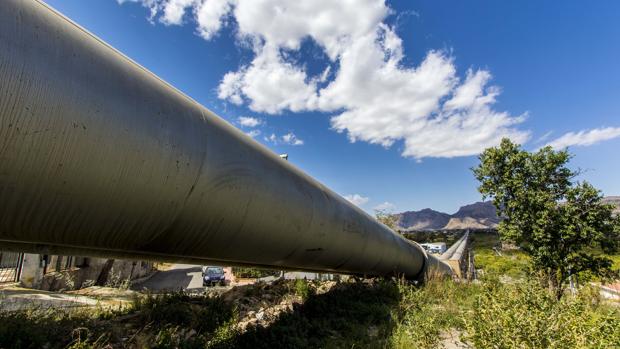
<box><xmin>470</xmin><ymin>231</ymin><xmax>620</xmax><ymax>283</ymax></box>
<box><xmin>470</xmin><ymin>231</ymin><xmax>530</xmax><ymax>279</ymax></box>
<box><xmin>1</xmin><ymin>278</ymin><xmax>619</xmax><ymax>349</ymax></box>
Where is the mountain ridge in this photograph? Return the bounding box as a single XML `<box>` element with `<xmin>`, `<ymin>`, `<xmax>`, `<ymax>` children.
<box><xmin>395</xmin><ymin>196</ymin><xmax>619</xmax><ymax>230</ymax></box>
<box><xmin>394</xmin><ymin>201</ymin><xmax>498</xmax><ymax>230</ymax></box>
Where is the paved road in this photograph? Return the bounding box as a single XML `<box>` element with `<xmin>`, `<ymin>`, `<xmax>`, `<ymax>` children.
<box><xmin>132</xmin><ymin>264</ymin><xmax>231</xmax><ymax>293</ymax></box>
<box><xmin>132</xmin><ymin>264</ymin><xmax>205</xmax><ymax>292</ymax></box>
<box><xmin>131</xmin><ymin>264</ymin><xmax>333</xmax><ymax>293</ymax></box>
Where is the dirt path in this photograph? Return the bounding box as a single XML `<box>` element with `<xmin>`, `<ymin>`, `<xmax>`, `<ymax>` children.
<box><xmin>0</xmin><ymin>285</ymin><xmax>135</xmax><ymax>311</ymax></box>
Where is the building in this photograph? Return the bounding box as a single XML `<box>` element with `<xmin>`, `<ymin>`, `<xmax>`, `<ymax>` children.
<box><xmin>420</xmin><ymin>242</ymin><xmax>447</xmax><ymax>255</ymax></box>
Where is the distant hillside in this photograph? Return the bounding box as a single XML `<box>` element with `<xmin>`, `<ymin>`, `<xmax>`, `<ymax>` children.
<box><xmin>394</xmin><ymin>201</ymin><xmax>499</xmax><ymax>230</ymax></box>
<box><xmin>394</xmin><ymin>208</ymin><xmax>451</xmax><ymax>230</ymax></box>
<box><xmin>446</xmin><ymin>202</ymin><xmax>501</xmax><ymax>229</ymax></box>
<box><xmin>395</xmin><ymin>196</ymin><xmax>619</xmax><ymax>230</ymax></box>
<box><xmin>602</xmin><ymin>196</ymin><xmax>620</xmax><ymax>214</ymax></box>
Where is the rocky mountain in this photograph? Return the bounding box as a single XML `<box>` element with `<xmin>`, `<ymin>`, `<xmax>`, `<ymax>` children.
<box><xmin>394</xmin><ymin>208</ymin><xmax>452</xmax><ymax>230</ymax></box>
<box><xmin>394</xmin><ymin>201</ymin><xmax>499</xmax><ymax>230</ymax></box>
<box><xmin>395</xmin><ymin>196</ymin><xmax>619</xmax><ymax>230</ymax></box>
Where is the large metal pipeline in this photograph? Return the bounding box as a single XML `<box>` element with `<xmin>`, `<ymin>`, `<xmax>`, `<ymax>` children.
<box><xmin>0</xmin><ymin>0</ymin><xmax>451</xmax><ymax>279</ymax></box>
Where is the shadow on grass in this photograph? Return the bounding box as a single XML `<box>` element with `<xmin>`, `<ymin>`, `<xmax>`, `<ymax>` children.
<box><xmin>0</xmin><ymin>290</ymin><xmax>238</xmax><ymax>349</ymax></box>
<box><xmin>0</xmin><ymin>280</ymin><xmax>402</xmax><ymax>348</ymax></box>
<box><xmin>211</xmin><ymin>280</ymin><xmax>401</xmax><ymax>349</ymax></box>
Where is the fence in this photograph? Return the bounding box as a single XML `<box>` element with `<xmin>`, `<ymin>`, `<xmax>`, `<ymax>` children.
<box><xmin>0</xmin><ymin>251</ymin><xmax>24</xmax><ymax>283</ymax></box>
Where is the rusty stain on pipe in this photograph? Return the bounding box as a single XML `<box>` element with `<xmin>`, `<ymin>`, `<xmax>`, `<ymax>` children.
<box><xmin>0</xmin><ymin>0</ymin><xmax>451</xmax><ymax>279</ymax></box>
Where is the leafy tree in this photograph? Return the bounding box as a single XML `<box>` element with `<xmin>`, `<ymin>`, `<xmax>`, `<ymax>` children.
<box><xmin>473</xmin><ymin>138</ymin><xmax>620</xmax><ymax>299</ymax></box>
<box><xmin>375</xmin><ymin>209</ymin><xmax>398</xmax><ymax>231</ymax></box>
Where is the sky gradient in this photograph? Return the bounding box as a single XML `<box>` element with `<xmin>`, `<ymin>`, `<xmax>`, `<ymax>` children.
<box><xmin>44</xmin><ymin>0</ymin><xmax>620</xmax><ymax>213</ymax></box>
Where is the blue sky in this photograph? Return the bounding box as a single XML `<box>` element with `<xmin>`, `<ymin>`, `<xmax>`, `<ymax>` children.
<box><xmin>45</xmin><ymin>0</ymin><xmax>620</xmax><ymax>213</ymax></box>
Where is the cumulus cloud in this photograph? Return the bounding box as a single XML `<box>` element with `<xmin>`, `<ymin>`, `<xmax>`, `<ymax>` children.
<box><xmin>344</xmin><ymin>194</ymin><xmax>370</xmax><ymax>206</ymax></box>
<box><xmin>281</xmin><ymin>132</ymin><xmax>304</xmax><ymax>145</ymax></box>
<box><xmin>195</xmin><ymin>0</ymin><xmax>233</xmax><ymax>39</ymax></box>
<box><xmin>264</xmin><ymin>132</ymin><xmax>304</xmax><ymax>146</ymax></box>
<box><xmin>120</xmin><ymin>0</ymin><xmax>530</xmax><ymax>159</ymax></box>
<box><xmin>237</xmin><ymin>116</ymin><xmax>262</xmax><ymax>127</ymax></box>
<box><xmin>374</xmin><ymin>201</ymin><xmax>396</xmax><ymax>212</ymax></box>
<box><xmin>218</xmin><ymin>46</ymin><xmax>319</xmax><ymax>114</ymax></box>
<box><xmin>117</xmin><ymin>0</ymin><xmax>188</xmax><ymax>24</ymax></box>
<box><xmin>545</xmin><ymin>127</ymin><xmax>620</xmax><ymax>149</ymax></box>
<box><xmin>160</xmin><ymin>0</ymin><xmax>196</xmax><ymax>24</ymax></box>
<box><xmin>245</xmin><ymin>129</ymin><xmax>261</xmax><ymax>138</ymax></box>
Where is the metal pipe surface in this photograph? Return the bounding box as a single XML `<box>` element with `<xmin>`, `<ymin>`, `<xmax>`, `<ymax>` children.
<box><xmin>0</xmin><ymin>0</ymin><xmax>451</xmax><ymax>279</ymax></box>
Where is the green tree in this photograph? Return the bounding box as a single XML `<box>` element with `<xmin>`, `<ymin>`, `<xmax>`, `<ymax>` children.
<box><xmin>375</xmin><ymin>209</ymin><xmax>398</xmax><ymax>231</ymax></box>
<box><xmin>473</xmin><ymin>138</ymin><xmax>620</xmax><ymax>299</ymax></box>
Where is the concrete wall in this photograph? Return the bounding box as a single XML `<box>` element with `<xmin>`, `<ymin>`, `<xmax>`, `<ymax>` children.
<box><xmin>19</xmin><ymin>253</ymin><xmax>44</xmax><ymax>288</ymax></box>
<box><xmin>20</xmin><ymin>255</ymin><xmax>154</xmax><ymax>291</ymax></box>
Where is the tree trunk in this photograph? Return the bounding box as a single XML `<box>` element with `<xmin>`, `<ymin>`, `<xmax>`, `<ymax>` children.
<box><xmin>546</xmin><ymin>268</ymin><xmax>565</xmax><ymax>300</ymax></box>
<box><xmin>95</xmin><ymin>259</ymin><xmax>115</xmax><ymax>286</ymax></box>
<box><xmin>555</xmin><ymin>281</ymin><xmax>564</xmax><ymax>300</ymax></box>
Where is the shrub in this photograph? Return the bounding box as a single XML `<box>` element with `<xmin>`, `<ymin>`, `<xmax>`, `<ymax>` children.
<box><xmin>232</xmin><ymin>267</ymin><xmax>279</xmax><ymax>278</ymax></box>
<box><xmin>463</xmin><ymin>280</ymin><xmax>620</xmax><ymax>348</ymax></box>
<box><xmin>0</xmin><ymin>306</ymin><xmax>115</xmax><ymax>349</ymax></box>
<box><xmin>132</xmin><ymin>291</ymin><xmax>235</xmax><ymax>334</ymax></box>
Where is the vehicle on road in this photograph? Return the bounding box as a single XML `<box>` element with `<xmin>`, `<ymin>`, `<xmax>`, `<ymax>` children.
<box><xmin>202</xmin><ymin>266</ymin><xmax>226</xmax><ymax>286</ymax></box>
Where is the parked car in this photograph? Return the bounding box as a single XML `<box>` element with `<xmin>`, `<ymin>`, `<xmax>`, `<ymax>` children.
<box><xmin>202</xmin><ymin>266</ymin><xmax>226</xmax><ymax>286</ymax></box>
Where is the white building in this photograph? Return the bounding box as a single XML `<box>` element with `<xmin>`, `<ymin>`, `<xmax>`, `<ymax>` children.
<box><xmin>420</xmin><ymin>242</ymin><xmax>447</xmax><ymax>255</ymax></box>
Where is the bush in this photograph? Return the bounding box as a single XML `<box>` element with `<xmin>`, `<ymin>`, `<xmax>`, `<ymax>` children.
<box><xmin>2</xmin><ymin>278</ymin><xmax>617</xmax><ymax>348</ymax></box>
<box><xmin>232</xmin><ymin>267</ymin><xmax>280</xmax><ymax>279</ymax></box>
<box><xmin>390</xmin><ymin>278</ymin><xmax>620</xmax><ymax>349</ymax></box>
<box><xmin>464</xmin><ymin>280</ymin><xmax>620</xmax><ymax>348</ymax></box>
<box><xmin>391</xmin><ymin>279</ymin><xmax>480</xmax><ymax>348</ymax></box>
<box><xmin>471</xmin><ymin>231</ymin><xmax>530</xmax><ymax>279</ymax></box>
<box><xmin>132</xmin><ymin>291</ymin><xmax>235</xmax><ymax>334</ymax></box>
<box><xmin>293</xmin><ymin>279</ymin><xmax>313</xmax><ymax>300</ymax></box>
<box><xmin>0</xmin><ymin>306</ymin><xmax>116</xmax><ymax>349</ymax></box>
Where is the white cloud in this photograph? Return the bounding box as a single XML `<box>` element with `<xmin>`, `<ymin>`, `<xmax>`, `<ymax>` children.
<box><xmin>264</xmin><ymin>132</ymin><xmax>304</xmax><ymax>146</ymax></box>
<box><xmin>374</xmin><ymin>201</ymin><xmax>395</xmax><ymax>212</ymax></box>
<box><xmin>161</xmin><ymin>0</ymin><xmax>197</xmax><ymax>24</ymax></box>
<box><xmin>237</xmin><ymin>116</ymin><xmax>262</xmax><ymax>127</ymax></box>
<box><xmin>344</xmin><ymin>194</ymin><xmax>369</xmax><ymax>206</ymax></box>
<box><xmin>118</xmin><ymin>0</ymin><xmax>195</xmax><ymax>24</ymax></box>
<box><xmin>121</xmin><ymin>0</ymin><xmax>530</xmax><ymax>159</ymax></box>
<box><xmin>195</xmin><ymin>0</ymin><xmax>234</xmax><ymax>39</ymax></box>
<box><xmin>281</xmin><ymin>132</ymin><xmax>304</xmax><ymax>145</ymax></box>
<box><xmin>218</xmin><ymin>46</ymin><xmax>319</xmax><ymax>114</ymax></box>
<box><xmin>545</xmin><ymin>127</ymin><xmax>620</xmax><ymax>149</ymax></box>
<box><xmin>245</xmin><ymin>129</ymin><xmax>261</xmax><ymax>138</ymax></box>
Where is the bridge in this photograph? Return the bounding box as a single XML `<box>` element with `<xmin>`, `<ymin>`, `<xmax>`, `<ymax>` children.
<box><xmin>0</xmin><ymin>0</ymin><xmax>451</xmax><ymax>281</ymax></box>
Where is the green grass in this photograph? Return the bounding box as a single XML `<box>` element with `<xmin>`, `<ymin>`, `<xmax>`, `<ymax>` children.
<box><xmin>1</xmin><ymin>278</ymin><xmax>618</xmax><ymax>348</ymax></box>
<box><xmin>470</xmin><ymin>231</ymin><xmax>530</xmax><ymax>279</ymax></box>
<box><xmin>213</xmin><ymin>280</ymin><xmax>400</xmax><ymax>349</ymax></box>
<box><xmin>463</xmin><ymin>279</ymin><xmax>620</xmax><ymax>348</ymax></box>
<box><xmin>470</xmin><ymin>231</ymin><xmax>620</xmax><ymax>283</ymax></box>
<box><xmin>611</xmin><ymin>254</ymin><xmax>620</xmax><ymax>271</ymax></box>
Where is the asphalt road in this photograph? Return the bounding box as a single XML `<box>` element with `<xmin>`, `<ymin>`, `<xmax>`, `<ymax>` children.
<box><xmin>131</xmin><ymin>264</ymin><xmax>331</xmax><ymax>293</ymax></box>
<box><xmin>132</xmin><ymin>264</ymin><xmax>228</xmax><ymax>292</ymax></box>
